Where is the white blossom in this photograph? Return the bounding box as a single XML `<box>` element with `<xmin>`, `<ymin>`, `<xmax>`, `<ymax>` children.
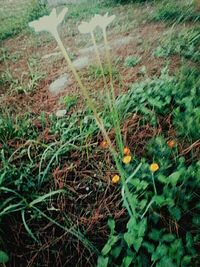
<box><xmin>29</xmin><ymin>8</ymin><xmax>68</xmax><ymax>39</ymax></box>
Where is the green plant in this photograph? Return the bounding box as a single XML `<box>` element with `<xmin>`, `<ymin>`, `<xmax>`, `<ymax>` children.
<box><xmin>152</xmin><ymin>0</ymin><xmax>200</xmax><ymax>23</ymax></box>
<box><xmin>0</xmin><ymin>0</ymin><xmax>48</xmax><ymax>41</ymax></box>
<box><xmin>97</xmin><ymin>153</ymin><xmax>200</xmax><ymax>266</ymax></box>
<box><xmin>116</xmin><ymin>66</ymin><xmax>200</xmax><ymax>141</ymax></box>
<box><xmin>153</xmin><ymin>27</ymin><xmax>200</xmax><ymax>62</ymax></box>
<box><xmin>124</xmin><ymin>55</ymin><xmax>141</xmax><ymax>67</ymax></box>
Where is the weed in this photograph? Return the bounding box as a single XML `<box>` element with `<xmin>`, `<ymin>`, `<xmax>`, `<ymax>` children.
<box><xmin>0</xmin><ymin>0</ymin><xmax>48</xmax><ymax>41</ymax></box>
<box><xmin>59</xmin><ymin>95</ymin><xmax>78</xmax><ymax>112</ymax></box>
<box><xmin>89</xmin><ymin>64</ymin><xmax>119</xmax><ymax>80</ymax></box>
<box><xmin>154</xmin><ymin>27</ymin><xmax>200</xmax><ymax>63</ymax></box>
<box><xmin>152</xmin><ymin>0</ymin><xmax>200</xmax><ymax>23</ymax></box>
<box><xmin>124</xmin><ymin>55</ymin><xmax>141</xmax><ymax>67</ymax></box>
<box><xmin>117</xmin><ymin>66</ymin><xmax>200</xmax><ymax>141</ymax></box>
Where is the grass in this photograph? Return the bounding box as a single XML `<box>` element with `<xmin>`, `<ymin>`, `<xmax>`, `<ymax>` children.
<box><xmin>0</xmin><ymin>0</ymin><xmax>48</xmax><ymax>41</ymax></box>
<box><xmin>152</xmin><ymin>0</ymin><xmax>200</xmax><ymax>24</ymax></box>
<box><xmin>153</xmin><ymin>27</ymin><xmax>200</xmax><ymax>63</ymax></box>
<box><xmin>1</xmin><ymin>0</ymin><xmax>200</xmax><ymax>266</ymax></box>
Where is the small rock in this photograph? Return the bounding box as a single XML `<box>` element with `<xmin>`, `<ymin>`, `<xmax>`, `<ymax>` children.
<box><xmin>42</xmin><ymin>52</ymin><xmax>62</xmax><ymax>60</ymax></box>
<box><xmin>55</xmin><ymin>109</ymin><xmax>67</xmax><ymax>117</ymax></box>
<box><xmin>49</xmin><ymin>74</ymin><xmax>70</xmax><ymax>95</ymax></box>
<box><xmin>72</xmin><ymin>56</ymin><xmax>90</xmax><ymax>70</ymax></box>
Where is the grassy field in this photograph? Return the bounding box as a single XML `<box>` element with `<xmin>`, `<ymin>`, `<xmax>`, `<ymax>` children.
<box><xmin>0</xmin><ymin>0</ymin><xmax>200</xmax><ymax>266</ymax></box>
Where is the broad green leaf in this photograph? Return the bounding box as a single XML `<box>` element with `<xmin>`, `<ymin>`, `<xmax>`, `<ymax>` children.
<box><xmin>169</xmin><ymin>207</ymin><xmax>181</xmax><ymax>221</ymax></box>
<box><xmin>133</xmin><ymin>237</ymin><xmax>143</xmax><ymax>252</ymax></box>
<box><xmin>162</xmin><ymin>234</ymin><xmax>175</xmax><ymax>243</ymax></box>
<box><xmin>168</xmin><ymin>171</ymin><xmax>181</xmax><ymax>186</ymax></box>
<box><xmin>142</xmin><ymin>242</ymin><xmax>155</xmax><ymax>253</ymax></box>
<box><xmin>152</xmin><ymin>244</ymin><xmax>168</xmax><ymax>261</ymax></box>
<box><xmin>122</xmin><ymin>255</ymin><xmax>134</xmax><ymax>267</ymax></box>
<box><xmin>0</xmin><ymin>250</ymin><xmax>9</xmax><ymax>264</ymax></box>
<box><xmin>97</xmin><ymin>256</ymin><xmax>109</xmax><ymax>267</ymax></box>
<box><xmin>124</xmin><ymin>232</ymin><xmax>134</xmax><ymax>248</ymax></box>
<box><xmin>148</xmin><ymin>229</ymin><xmax>161</xmax><ymax>241</ymax></box>
<box><xmin>153</xmin><ymin>195</ymin><xmax>165</xmax><ymax>206</ymax></box>
<box><xmin>102</xmin><ymin>235</ymin><xmax>119</xmax><ymax>256</ymax></box>
<box><xmin>111</xmin><ymin>245</ymin><xmax>122</xmax><ymax>259</ymax></box>
<box><xmin>108</xmin><ymin>218</ymin><xmax>115</xmax><ymax>235</ymax></box>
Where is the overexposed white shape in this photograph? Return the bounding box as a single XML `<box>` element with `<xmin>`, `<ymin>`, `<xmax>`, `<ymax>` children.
<box><xmin>29</xmin><ymin>7</ymin><xmax>68</xmax><ymax>39</ymax></box>
<box><xmin>78</xmin><ymin>21</ymin><xmax>97</xmax><ymax>34</ymax></box>
<box><xmin>92</xmin><ymin>13</ymin><xmax>115</xmax><ymax>31</ymax></box>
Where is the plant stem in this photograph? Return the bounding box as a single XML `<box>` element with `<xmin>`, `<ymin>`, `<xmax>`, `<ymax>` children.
<box><xmin>55</xmin><ymin>34</ymin><xmax>116</xmax><ymax>158</ymax></box>
<box><xmin>103</xmin><ymin>29</ymin><xmax>124</xmax><ymax>157</ymax></box>
<box><xmin>151</xmin><ymin>173</ymin><xmax>157</xmax><ymax>195</ymax></box>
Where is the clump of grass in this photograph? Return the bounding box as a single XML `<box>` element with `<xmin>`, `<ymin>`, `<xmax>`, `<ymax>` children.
<box><xmin>153</xmin><ymin>27</ymin><xmax>200</xmax><ymax>63</ymax></box>
<box><xmin>0</xmin><ymin>0</ymin><xmax>48</xmax><ymax>41</ymax></box>
<box><xmin>152</xmin><ymin>0</ymin><xmax>200</xmax><ymax>23</ymax></box>
<box><xmin>124</xmin><ymin>55</ymin><xmax>141</xmax><ymax>67</ymax></box>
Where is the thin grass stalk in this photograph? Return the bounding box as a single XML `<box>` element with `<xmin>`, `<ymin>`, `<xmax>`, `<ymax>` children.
<box><xmin>102</xmin><ymin>29</ymin><xmax>124</xmax><ymax>157</ymax></box>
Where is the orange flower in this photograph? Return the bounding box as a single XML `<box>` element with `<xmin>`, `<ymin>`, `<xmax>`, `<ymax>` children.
<box><xmin>100</xmin><ymin>140</ymin><xmax>108</xmax><ymax>149</ymax></box>
<box><xmin>150</xmin><ymin>163</ymin><xmax>159</xmax><ymax>172</ymax></box>
<box><xmin>122</xmin><ymin>155</ymin><xmax>132</xmax><ymax>164</ymax></box>
<box><xmin>123</xmin><ymin>147</ymin><xmax>131</xmax><ymax>156</ymax></box>
<box><xmin>167</xmin><ymin>140</ymin><xmax>176</xmax><ymax>149</ymax></box>
<box><xmin>112</xmin><ymin>175</ymin><xmax>120</xmax><ymax>184</ymax></box>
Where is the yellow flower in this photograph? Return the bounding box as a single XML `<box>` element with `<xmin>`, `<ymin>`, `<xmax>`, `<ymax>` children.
<box><xmin>150</xmin><ymin>163</ymin><xmax>159</xmax><ymax>172</ymax></box>
<box><xmin>167</xmin><ymin>140</ymin><xmax>176</xmax><ymax>149</ymax></box>
<box><xmin>122</xmin><ymin>155</ymin><xmax>132</xmax><ymax>164</ymax></box>
<box><xmin>123</xmin><ymin>147</ymin><xmax>131</xmax><ymax>156</ymax></box>
<box><xmin>112</xmin><ymin>175</ymin><xmax>120</xmax><ymax>184</ymax></box>
<box><xmin>29</xmin><ymin>8</ymin><xmax>68</xmax><ymax>40</ymax></box>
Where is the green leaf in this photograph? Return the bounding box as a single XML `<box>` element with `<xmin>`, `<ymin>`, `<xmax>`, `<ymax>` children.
<box><xmin>162</xmin><ymin>234</ymin><xmax>175</xmax><ymax>243</ymax></box>
<box><xmin>124</xmin><ymin>232</ymin><xmax>134</xmax><ymax>248</ymax></box>
<box><xmin>181</xmin><ymin>255</ymin><xmax>192</xmax><ymax>267</ymax></box>
<box><xmin>0</xmin><ymin>250</ymin><xmax>9</xmax><ymax>264</ymax></box>
<box><xmin>111</xmin><ymin>245</ymin><xmax>122</xmax><ymax>259</ymax></box>
<box><xmin>108</xmin><ymin>218</ymin><xmax>115</xmax><ymax>235</ymax></box>
<box><xmin>97</xmin><ymin>256</ymin><xmax>109</xmax><ymax>267</ymax></box>
<box><xmin>157</xmin><ymin>174</ymin><xmax>167</xmax><ymax>184</ymax></box>
<box><xmin>142</xmin><ymin>242</ymin><xmax>155</xmax><ymax>253</ymax></box>
<box><xmin>168</xmin><ymin>171</ymin><xmax>181</xmax><ymax>186</ymax></box>
<box><xmin>122</xmin><ymin>255</ymin><xmax>134</xmax><ymax>267</ymax></box>
<box><xmin>102</xmin><ymin>235</ymin><xmax>119</xmax><ymax>256</ymax></box>
<box><xmin>133</xmin><ymin>237</ymin><xmax>143</xmax><ymax>252</ymax></box>
<box><xmin>169</xmin><ymin>207</ymin><xmax>181</xmax><ymax>221</ymax></box>
<box><xmin>148</xmin><ymin>229</ymin><xmax>162</xmax><ymax>241</ymax></box>
<box><xmin>138</xmin><ymin>218</ymin><xmax>147</xmax><ymax>237</ymax></box>
<box><xmin>156</xmin><ymin>257</ymin><xmax>176</xmax><ymax>267</ymax></box>
<box><xmin>152</xmin><ymin>244</ymin><xmax>168</xmax><ymax>262</ymax></box>
<box><xmin>153</xmin><ymin>195</ymin><xmax>166</xmax><ymax>206</ymax></box>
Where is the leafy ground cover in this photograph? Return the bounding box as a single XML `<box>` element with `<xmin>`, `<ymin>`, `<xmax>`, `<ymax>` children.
<box><xmin>0</xmin><ymin>0</ymin><xmax>200</xmax><ymax>266</ymax></box>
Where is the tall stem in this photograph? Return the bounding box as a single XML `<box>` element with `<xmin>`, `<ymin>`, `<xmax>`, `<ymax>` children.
<box><xmin>103</xmin><ymin>29</ymin><xmax>124</xmax><ymax>157</ymax></box>
<box><xmin>56</xmin><ymin>34</ymin><xmax>115</xmax><ymax>158</ymax></box>
<box><xmin>55</xmin><ymin>33</ymin><xmax>135</xmax><ymax>218</ymax></box>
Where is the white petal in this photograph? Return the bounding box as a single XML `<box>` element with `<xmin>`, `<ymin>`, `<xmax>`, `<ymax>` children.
<box><xmin>29</xmin><ymin>20</ymin><xmax>41</xmax><ymax>32</ymax></box>
<box><xmin>57</xmin><ymin>7</ymin><xmax>68</xmax><ymax>24</ymax></box>
<box><xmin>78</xmin><ymin>21</ymin><xmax>93</xmax><ymax>34</ymax></box>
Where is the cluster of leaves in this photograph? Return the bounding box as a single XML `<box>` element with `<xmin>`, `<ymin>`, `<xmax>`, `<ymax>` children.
<box><xmin>116</xmin><ymin>67</ymin><xmax>200</xmax><ymax>141</ymax></box>
<box><xmin>97</xmin><ymin>136</ymin><xmax>200</xmax><ymax>266</ymax></box>
<box><xmin>152</xmin><ymin>0</ymin><xmax>200</xmax><ymax>23</ymax></box>
<box><xmin>154</xmin><ymin>27</ymin><xmax>200</xmax><ymax>63</ymax></box>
